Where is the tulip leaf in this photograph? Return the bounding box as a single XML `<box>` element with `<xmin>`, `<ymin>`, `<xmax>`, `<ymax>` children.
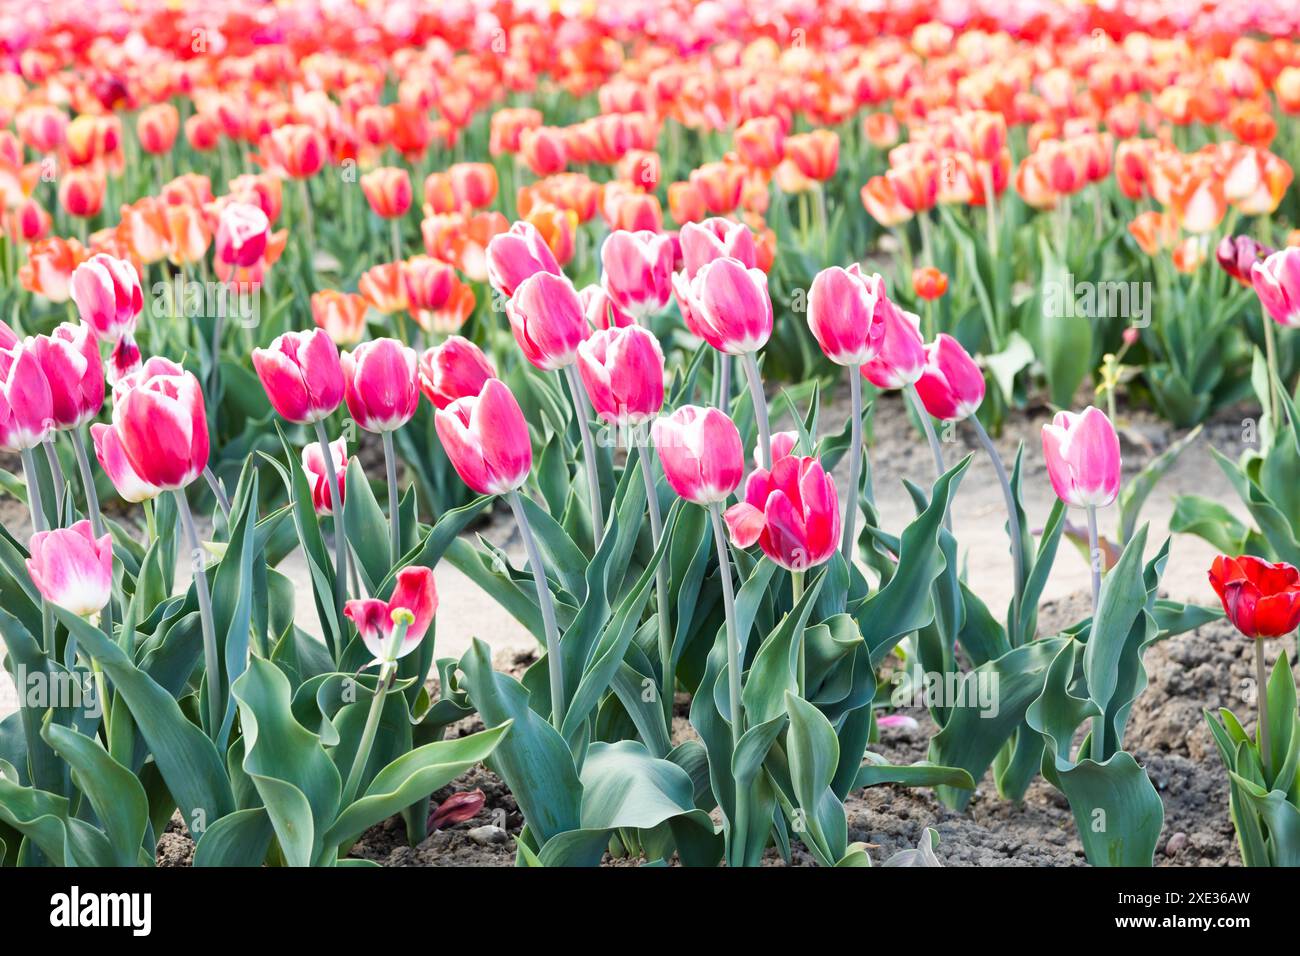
<box><xmin>784</xmin><ymin>691</ymin><xmax>845</xmax><ymax>867</ymax></box>
<box><xmin>341</xmin><ymin>456</ymin><xmax>390</xmax><ymax>592</ymax></box>
<box><xmin>193</xmin><ymin>806</ymin><xmax>275</xmax><ymax>867</ymax></box>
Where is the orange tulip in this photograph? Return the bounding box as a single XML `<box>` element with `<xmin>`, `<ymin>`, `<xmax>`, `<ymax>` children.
<box><xmin>1276</xmin><ymin>67</ymin><xmax>1300</xmax><ymax>114</ymax></box>
<box><xmin>526</xmin><ymin>202</ymin><xmax>579</xmax><ymax>266</ymax></box>
<box><xmin>784</xmin><ymin>130</ymin><xmax>839</xmax><ymax>182</ymax></box>
<box><xmin>117</xmin><ymin>197</ymin><xmax>170</xmax><ymax>264</ymax></box>
<box><xmin>1127</xmin><ymin>211</ymin><xmax>1179</xmax><ymax>255</ymax></box>
<box><xmin>361</xmin><ymin>167</ymin><xmax>413</xmax><ymax>219</ymax></box>
<box><xmin>163</xmin><ymin>203</ymin><xmax>212</xmax><ymax>266</ymax></box>
<box><xmin>690</xmin><ymin>161</ymin><xmax>745</xmax><ymax>214</ymax></box>
<box><xmin>617</xmin><ymin>150</ymin><xmax>661</xmax><ymax>193</ymax></box>
<box><xmin>887</xmin><ymin>160</ymin><xmax>939</xmax><ymax>212</ymax></box>
<box><xmin>490</xmin><ymin>108</ymin><xmax>543</xmax><ymax>156</ymax></box>
<box><xmin>734</xmin><ymin>116</ymin><xmax>785</xmax><ymax>170</ymax></box>
<box><xmin>160</xmin><ymin>173</ymin><xmax>214</xmax><ymax>208</ymax></box>
<box><xmin>1171</xmin><ymin>236</ymin><xmax>1208</xmax><ymax>274</ymax></box>
<box><xmin>862</xmin><ymin>112</ymin><xmax>901</xmax><ymax>149</ymax></box>
<box><xmin>358</xmin><ymin>262</ymin><xmax>409</xmax><ymax>314</ymax></box>
<box><xmin>183</xmin><ymin>112</ymin><xmax>221</xmax><ymax>153</ymax></box>
<box><xmin>137</xmin><ymin>104</ymin><xmax>180</xmax><ymax>155</ymax></box>
<box><xmin>63</xmin><ymin>114</ymin><xmax>121</xmax><ymax>168</ymax></box>
<box><xmin>1014</xmin><ymin>155</ymin><xmax>1059</xmax><ymax>210</ymax></box>
<box><xmin>860</xmin><ymin>175</ymin><xmax>914</xmax><ymax>227</ymax></box>
<box><xmin>414</xmin><ymin>276</ymin><xmax>475</xmax><ymax>335</ymax></box>
<box><xmin>602</xmin><ymin>184</ymin><xmax>662</xmax><ymax>233</ymax></box>
<box><xmin>449</xmin><ymin>163</ymin><xmax>498</xmax><ymax>210</ymax></box>
<box><xmin>354</xmin><ymin>104</ymin><xmax>394</xmax><ymax>150</ymax></box>
<box><xmin>311</xmin><ymin>290</ymin><xmax>370</xmax><ymax>346</ymax></box>
<box><xmin>520</xmin><ymin>127</ymin><xmax>568</xmax><ymax>176</ymax></box>
<box><xmin>19</xmin><ymin>236</ymin><xmax>86</xmax><ymax>302</ymax></box>
<box><xmin>266</xmin><ymin>124</ymin><xmax>327</xmax><ymax>179</ymax></box>
<box><xmin>58</xmin><ymin>167</ymin><xmax>106</xmax><ymax>219</ymax></box>
<box><xmin>1167</xmin><ymin>171</ymin><xmax>1226</xmax><ymax>234</ymax></box>
<box><xmin>668</xmin><ymin>180</ymin><xmax>706</xmax><ymax>225</ymax></box>
<box><xmin>912</xmin><ymin>266</ymin><xmax>949</xmax><ymax>300</ymax></box>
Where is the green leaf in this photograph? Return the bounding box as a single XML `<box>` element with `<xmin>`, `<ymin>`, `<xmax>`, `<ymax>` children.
<box><xmin>192</xmin><ymin>807</ymin><xmax>274</xmax><ymax>867</ymax></box>
<box><xmin>784</xmin><ymin>691</ymin><xmax>846</xmax><ymax>867</ymax></box>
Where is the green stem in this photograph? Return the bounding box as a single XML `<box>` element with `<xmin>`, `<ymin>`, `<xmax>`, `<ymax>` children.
<box><xmin>21</xmin><ymin>448</ymin><xmax>55</xmax><ymax>658</ymax></box>
<box><xmin>1262</xmin><ymin>312</ymin><xmax>1281</xmax><ymax>440</ymax></box>
<box><xmin>707</xmin><ymin>504</ymin><xmax>743</xmax><ymax>752</ymax></box>
<box><xmin>970</xmin><ymin>416</ymin><xmax>1024</xmax><ymax>642</ymax></box>
<box><xmin>509</xmin><ymin>491</ymin><xmax>566</xmax><ymax>728</ymax></box>
<box><xmin>42</xmin><ymin>439</ymin><xmax>65</xmax><ymax>520</ymax></box>
<box><xmin>842</xmin><ymin>367</ymin><xmax>863</xmax><ymax>561</ymax></box>
<box><xmin>390</xmin><ymin>216</ymin><xmax>403</xmax><ymax>263</ymax></box>
<box><xmin>564</xmin><ymin>364</ymin><xmax>604</xmax><ymax>550</ymax></box>
<box><xmin>142</xmin><ymin>497</ymin><xmax>157</xmax><ymax>544</ymax></box>
<box><xmin>174</xmin><ymin>489</ymin><xmax>223</xmax><ymax>740</ymax></box>
<box><xmin>1256</xmin><ymin>638</ymin><xmax>1271</xmax><ymax>780</ymax></box>
<box><xmin>1086</xmin><ymin>504</ymin><xmax>1104</xmax><ymax>759</ymax></box>
<box><xmin>792</xmin><ymin>570</ymin><xmax>806</xmax><ymax>697</ymax></box>
<box><xmin>314</xmin><ymin>419</ymin><xmax>349</xmax><ymax>660</ymax></box>
<box><xmin>905</xmin><ymin>384</ymin><xmax>951</xmax><ymax>534</ymax></box>
<box><xmin>72</xmin><ymin>426</ymin><xmax>114</xmax><ymax>644</ymax></box>
<box><xmin>639</xmin><ymin>444</ymin><xmax>674</xmax><ymax>727</ymax></box>
<box><xmin>339</xmin><ymin>617</ymin><xmax>410</xmax><ymax>810</ymax></box>
<box><xmin>742</xmin><ymin>352</ymin><xmax>772</xmax><ymax>470</ymax></box>
<box><xmin>382</xmin><ymin>430</ymin><xmax>401</xmax><ymax>568</ymax></box>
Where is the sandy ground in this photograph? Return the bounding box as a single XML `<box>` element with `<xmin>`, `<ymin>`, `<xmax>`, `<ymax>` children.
<box><xmin>0</xmin><ymin>387</ymin><xmax>1247</xmax><ymax>718</ymax></box>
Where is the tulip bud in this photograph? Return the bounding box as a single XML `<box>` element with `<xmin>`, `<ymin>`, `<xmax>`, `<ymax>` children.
<box><xmin>449</xmin><ymin>163</ymin><xmax>498</xmax><ymax>209</ymax></box>
<box><xmin>912</xmin><ymin>266</ymin><xmax>949</xmax><ymax>300</ymax></box>
<box><xmin>505</xmin><ymin>271</ymin><xmax>588</xmax><ymax>371</ymax></box>
<box><xmin>576</xmin><ymin>326</ymin><xmax>665</xmax><ymax>426</ymax></box>
<box><xmin>914</xmin><ymin>334</ymin><xmax>985</xmax><ymax>421</ymax></box>
<box><xmin>311</xmin><ymin>289</ymin><xmax>369</xmax><ymax>345</ymax></box>
<box><xmin>1209</xmin><ymin>555</ymin><xmax>1300</xmax><ymax>639</ymax></box>
<box><xmin>402</xmin><ymin>255</ymin><xmax>455</xmax><ymax>324</ymax></box>
<box><xmin>723</xmin><ymin>455</ymin><xmax>841</xmax><ymax>571</ymax></box>
<box><xmin>1216</xmin><ymin>235</ymin><xmax>1273</xmax><ymax>287</ymax></box>
<box><xmin>215</xmin><ymin>202</ymin><xmax>271</xmax><ymax>268</ymax></box>
<box><xmin>112</xmin><ymin>366</ymin><xmax>209</xmax><ymax>490</ymax></box>
<box><xmin>418</xmin><ymin>335</ymin><xmax>497</xmax><ymax>410</ymax></box>
<box><xmin>785</xmin><ymin>130</ymin><xmax>839</xmax><ymax>182</ymax></box>
<box><xmin>652</xmin><ymin>405</ymin><xmax>744</xmax><ymax>505</ymax></box>
<box><xmin>1040</xmin><ymin>406</ymin><xmax>1121</xmax><ymax>508</ymax></box>
<box><xmin>580</xmin><ymin>285</ymin><xmax>637</xmax><ymax>330</ymax></box>
<box><xmin>485</xmin><ymin>221</ymin><xmax>562</xmax><ymax>298</ymax></box>
<box><xmin>360</xmin><ymin>167</ymin><xmax>413</xmax><ymax>219</ymax></box>
<box><xmin>252</xmin><ymin>329</ymin><xmax>346</xmax><ymax>424</ymax></box>
<box><xmin>1251</xmin><ymin>247</ymin><xmax>1300</xmax><ymax>328</ymax></box>
<box><xmin>137</xmin><ymin>104</ymin><xmax>180</xmax><ymax>155</ymax></box>
<box><xmin>0</xmin><ymin>340</ymin><xmax>54</xmax><ymax>451</ymax></box>
<box><xmin>59</xmin><ymin>168</ymin><xmax>106</xmax><ymax>218</ymax></box>
<box><xmin>807</xmin><ymin>264</ymin><xmax>888</xmax><ymax>366</ymax></box>
<box><xmin>600</xmin><ymin>229</ymin><xmax>674</xmax><ymax>320</ymax></box>
<box><xmin>679</xmin><ymin>218</ymin><xmax>757</xmax><ymax>279</ymax></box>
<box><xmin>344</xmin><ymin>566</ymin><xmax>438</xmax><ymax>662</ymax></box>
<box><xmin>677</xmin><ymin>257</ymin><xmax>773</xmax><ymax>355</ymax></box>
<box><xmin>302</xmin><ymin>436</ymin><xmax>348</xmax><ymax>515</ymax></box>
<box><xmin>26</xmin><ymin>520</ymin><xmax>113</xmax><ymax>617</ymax></box>
<box><xmin>861</xmin><ymin>304</ymin><xmax>926</xmax><ymax>390</ymax></box>
<box><xmin>30</xmin><ymin>322</ymin><xmax>104</xmax><ymax>429</ymax></box>
<box><xmin>434</xmin><ymin>378</ymin><xmax>532</xmax><ymax>495</ymax></box>
<box><xmin>70</xmin><ymin>253</ymin><xmax>142</xmax><ymax>344</ymax></box>
<box><xmin>340</xmin><ymin>338</ymin><xmax>420</xmax><ymax>433</ymax></box>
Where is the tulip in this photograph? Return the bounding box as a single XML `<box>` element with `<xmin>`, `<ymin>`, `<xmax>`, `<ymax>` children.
<box><xmin>10</xmin><ymin>198</ymin><xmax>51</xmax><ymax>243</ymax></box>
<box><xmin>418</xmin><ymin>335</ymin><xmax>497</xmax><ymax>410</ymax></box>
<box><xmin>724</xmin><ymin>454</ymin><xmax>840</xmax><ymax>571</ymax></box>
<box><xmin>580</xmin><ymin>285</ymin><xmax>636</xmax><ymax>330</ymax></box>
<box><xmin>19</xmin><ymin>237</ymin><xmax>86</xmax><ymax>303</ymax></box>
<box><xmin>652</xmin><ymin>405</ymin><xmax>743</xmax><ymax>506</ymax></box>
<box><xmin>915</xmin><ymin>334</ymin><xmax>985</xmax><ymax>422</ymax></box>
<box><xmin>59</xmin><ymin>167</ymin><xmax>105</xmax><ymax>218</ymax></box>
<box><xmin>215</xmin><ymin>202</ymin><xmax>270</xmax><ymax>269</ymax></box>
<box><xmin>734</xmin><ymin>116</ymin><xmax>785</xmax><ymax>171</ymax></box>
<box><xmin>342</xmin><ymin>337</ymin><xmax>419</xmax><ymax>565</ymax></box>
<box><xmin>807</xmin><ymin>265</ymin><xmax>888</xmax><ymax>367</ymax></box>
<box><xmin>267</xmin><ymin>124</ymin><xmax>327</xmax><ymax>179</ymax></box>
<box><xmin>184</xmin><ymin>112</ymin><xmax>221</xmax><ymax>152</ymax></box>
<box><xmin>449</xmin><ymin>163</ymin><xmax>498</xmax><ymax>209</ymax></box>
<box><xmin>505</xmin><ymin>271</ymin><xmax>588</xmax><ymax>372</ymax></box>
<box><xmin>26</xmin><ymin>520</ymin><xmax>112</xmax><ymax>618</ymax></box>
<box><xmin>1208</xmin><ymin>554</ymin><xmax>1300</xmax><ymax>773</ymax></box>
<box><xmin>862</xmin><ymin>304</ymin><xmax>926</xmax><ymax>390</ymax></box>
<box><xmin>485</xmin><ymin>220</ymin><xmax>562</xmax><ymax>298</ymax></box>
<box><xmin>137</xmin><ymin>104</ymin><xmax>180</xmax><ymax>155</ymax></box>
<box><xmin>860</xmin><ymin>176</ymin><xmax>914</xmax><ymax>228</ymax></box>
<box><xmin>679</xmin><ymin>218</ymin><xmax>757</xmax><ymax>280</ymax></box>
<box><xmin>689</xmin><ymin>162</ymin><xmax>745</xmax><ymax>215</ymax></box>
<box><xmin>311</xmin><ymin>289</ymin><xmax>369</xmax><ymax>346</ymax></box>
<box><xmin>402</xmin><ymin>255</ymin><xmax>455</xmax><ymax>327</ymax></box>
<box><xmin>251</xmin><ymin>329</ymin><xmax>345</xmax><ymax>424</ymax></box>
<box><xmin>0</xmin><ymin>340</ymin><xmax>54</xmax><ymax>452</ymax></box>
<box><xmin>519</xmin><ymin>126</ymin><xmax>567</xmax><ymax>176</ymax></box>
<box><xmin>1041</xmin><ymin>406</ymin><xmax>1121</xmax><ymax>511</ymax></box>
<box><xmin>358</xmin><ymin>262</ymin><xmax>409</xmax><ymax>315</ymax></box>
<box><xmin>31</xmin><ymin>322</ymin><xmax>103</xmax><ymax>430</ymax></box>
<box><xmin>576</xmin><ymin>325</ymin><xmax>665</xmax><ymax>427</ymax></box>
<box><xmin>303</xmin><ymin>436</ymin><xmax>348</xmax><ymax>516</ymax></box>
<box><xmin>70</xmin><ymin>253</ymin><xmax>142</xmax><ymax>344</ymax></box>
<box><xmin>91</xmin><ymin>421</ymin><xmax>160</xmax><ymax>503</ymax></box>
<box><xmin>1217</xmin><ymin>236</ymin><xmax>1273</xmax><ymax>288</ymax></box>
<box><xmin>668</xmin><ymin>181</ymin><xmax>707</xmax><ymax>225</ymax></box>
<box><xmin>912</xmin><ymin>266</ymin><xmax>949</xmax><ymax>300</ymax></box>
<box><xmin>434</xmin><ymin>377</ymin><xmax>532</xmax><ymax>498</ymax></box>
<box><xmin>600</xmin><ymin>229</ymin><xmax>674</xmax><ymax>320</ymax></box>
<box><xmin>360</xmin><ymin>166</ymin><xmax>413</xmax><ymax>220</ymax></box>
<box><xmin>785</xmin><ymin>130</ymin><xmax>839</xmax><ymax>182</ymax></box>
<box><xmin>113</xmin><ymin>366</ymin><xmax>209</xmax><ymax>491</ymax></box>
<box><xmin>1251</xmin><ymin>247</ymin><xmax>1300</xmax><ymax>328</ymax></box>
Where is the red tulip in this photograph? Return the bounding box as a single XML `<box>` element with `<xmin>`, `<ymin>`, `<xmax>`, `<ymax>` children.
<box><xmin>914</xmin><ymin>334</ymin><xmax>985</xmax><ymax>422</ymax></box>
<box><xmin>505</xmin><ymin>271</ymin><xmax>588</xmax><ymax>371</ymax></box>
<box><xmin>807</xmin><ymin>264</ymin><xmax>888</xmax><ymax>366</ymax></box>
<box><xmin>418</xmin><ymin>335</ymin><xmax>497</xmax><ymax>410</ymax></box>
<box><xmin>137</xmin><ymin>104</ymin><xmax>180</xmax><ymax>155</ymax></box>
<box><xmin>1209</xmin><ymin>555</ymin><xmax>1300</xmax><ymax>639</ymax></box>
<box><xmin>0</xmin><ymin>340</ymin><xmax>54</xmax><ymax>451</ymax></box>
<box><xmin>785</xmin><ymin>130</ymin><xmax>839</xmax><ymax>182</ymax></box>
<box><xmin>600</xmin><ymin>229</ymin><xmax>674</xmax><ymax>320</ymax></box>
<box><xmin>360</xmin><ymin>167</ymin><xmax>413</xmax><ymax>219</ymax></box>
<box><xmin>652</xmin><ymin>405</ymin><xmax>743</xmax><ymax>506</ymax></box>
<box><xmin>402</xmin><ymin>255</ymin><xmax>455</xmax><ymax>324</ymax></box>
<box><xmin>26</xmin><ymin>520</ymin><xmax>113</xmax><ymax>617</ymax></box>
<box><xmin>251</xmin><ymin>329</ymin><xmax>345</xmax><ymax>424</ymax></box>
<box><xmin>724</xmin><ymin>455</ymin><xmax>841</xmax><ymax>571</ymax></box>
<box><xmin>266</xmin><ymin>124</ymin><xmax>327</xmax><ymax>179</ymax></box>
<box><xmin>59</xmin><ymin>168</ymin><xmax>105</xmax><ymax>218</ymax></box>
<box><xmin>302</xmin><ymin>436</ymin><xmax>348</xmax><ymax>515</ymax></box>
<box><xmin>112</xmin><ymin>365</ymin><xmax>209</xmax><ymax>490</ymax></box>
<box><xmin>485</xmin><ymin>221</ymin><xmax>562</xmax><ymax>298</ymax></box>
<box><xmin>344</xmin><ymin>566</ymin><xmax>438</xmax><ymax>662</ymax></box>
<box><xmin>31</xmin><ymin>322</ymin><xmax>103</xmax><ymax>429</ymax></box>
<box><xmin>576</xmin><ymin>325</ymin><xmax>665</xmax><ymax>425</ymax></box>
<box><xmin>912</xmin><ymin>266</ymin><xmax>949</xmax><ymax>301</ymax></box>
<box><xmin>1041</xmin><ymin>406</ymin><xmax>1121</xmax><ymax>509</ymax></box>
<box><xmin>449</xmin><ymin>163</ymin><xmax>498</xmax><ymax>209</ymax></box>
<box><xmin>434</xmin><ymin>377</ymin><xmax>532</xmax><ymax>496</ymax></box>
<box><xmin>340</xmin><ymin>338</ymin><xmax>420</xmax><ymax>433</ymax></box>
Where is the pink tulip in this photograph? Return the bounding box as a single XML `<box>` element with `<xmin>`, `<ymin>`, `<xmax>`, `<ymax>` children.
<box><xmin>580</xmin><ymin>284</ymin><xmax>637</xmax><ymax>330</ymax></box>
<box><xmin>340</xmin><ymin>338</ymin><xmax>420</xmax><ymax>433</ymax></box>
<box><xmin>600</xmin><ymin>229</ymin><xmax>674</xmax><ymax>320</ymax></box>
<box><xmin>69</xmin><ymin>253</ymin><xmax>142</xmax><ymax>344</ymax></box>
<box><xmin>861</xmin><ymin>305</ymin><xmax>926</xmax><ymax>389</ymax></box>
<box><xmin>0</xmin><ymin>340</ymin><xmax>54</xmax><ymax>451</ymax></box>
<box><xmin>215</xmin><ymin>201</ymin><xmax>270</xmax><ymax>268</ymax></box>
<box><xmin>679</xmin><ymin>218</ymin><xmax>756</xmax><ymax>280</ymax></box>
<box><xmin>676</xmin><ymin>257</ymin><xmax>773</xmax><ymax>355</ymax></box>
<box><xmin>807</xmin><ymin>264</ymin><xmax>888</xmax><ymax>366</ymax></box>
<box><xmin>724</xmin><ymin>454</ymin><xmax>841</xmax><ymax>571</ymax></box>
<box><xmin>1251</xmin><ymin>247</ymin><xmax>1300</xmax><ymax>328</ymax></box>
<box><xmin>111</xmin><ymin>355</ymin><xmax>185</xmax><ymax>404</ymax></box>
<box><xmin>251</xmin><ymin>329</ymin><xmax>345</xmax><ymax>424</ymax></box>
<box><xmin>418</xmin><ymin>335</ymin><xmax>497</xmax><ymax>410</ymax></box>
<box><xmin>112</xmin><ymin>366</ymin><xmax>209</xmax><ymax>490</ymax></box>
<box><xmin>505</xmin><ymin>271</ymin><xmax>588</xmax><ymax>371</ymax></box>
<box><xmin>434</xmin><ymin>378</ymin><xmax>532</xmax><ymax>496</ymax></box>
<box><xmin>31</xmin><ymin>322</ymin><xmax>103</xmax><ymax>429</ymax></box>
<box><xmin>760</xmin><ymin>430</ymin><xmax>799</xmax><ymax>468</ymax></box>
<box><xmin>26</xmin><ymin>519</ymin><xmax>113</xmax><ymax>617</ymax></box>
<box><xmin>91</xmin><ymin>421</ymin><xmax>160</xmax><ymax>503</ymax></box>
<box><xmin>914</xmin><ymin>334</ymin><xmax>985</xmax><ymax>422</ymax></box>
<box><xmin>344</xmin><ymin>565</ymin><xmax>437</xmax><ymax>662</ymax></box>
<box><xmin>302</xmin><ymin>436</ymin><xmax>348</xmax><ymax>515</ymax></box>
<box><xmin>652</xmin><ymin>405</ymin><xmax>744</xmax><ymax>505</ymax></box>
<box><xmin>576</xmin><ymin>326</ymin><xmax>665</xmax><ymax>425</ymax></box>
<box><xmin>485</xmin><ymin>220</ymin><xmax>562</xmax><ymax>298</ymax></box>
<box><xmin>1041</xmin><ymin>406</ymin><xmax>1122</xmax><ymax>508</ymax></box>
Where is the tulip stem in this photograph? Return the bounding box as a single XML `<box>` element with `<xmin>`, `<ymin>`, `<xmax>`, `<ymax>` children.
<box><xmin>792</xmin><ymin>570</ymin><xmax>806</xmax><ymax>697</ymax></box>
<box><xmin>174</xmin><ymin>489</ymin><xmax>223</xmax><ymax>741</ymax></box>
<box><xmin>313</xmin><ymin>421</ymin><xmax>350</xmax><ymax>638</ymax></box>
<box><xmin>1262</xmin><ymin>312</ymin><xmax>1281</xmax><ymax>439</ymax></box>
<box><xmin>72</xmin><ymin>426</ymin><xmax>115</xmax><ymax>643</ymax></box>
<box><xmin>1085</xmin><ymin>504</ymin><xmax>1105</xmax><ymax>760</ymax></box>
<box><xmin>1255</xmin><ymin>638</ymin><xmax>1271</xmax><ymax>779</ymax></box>
<box><xmin>382</xmin><ymin>430</ymin><xmax>401</xmax><ymax>568</ymax></box>
<box><xmin>339</xmin><ymin>618</ymin><xmax>409</xmax><ymax>812</ymax></box>
<box><xmin>707</xmin><ymin>504</ymin><xmax>743</xmax><ymax>753</ymax></box>
<box><xmin>142</xmin><ymin>497</ymin><xmax>157</xmax><ymax>544</ymax></box>
<box><xmin>842</xmin><ymin>367</ymin><xmax>864</xmax><ymax>561</ymax></box>
<box><xmin>969</xmin><ymin>416</ymin><xmax>1024</xmax><ymax>642</ymax></box>
<box><xmin>905</xmin><ymin>384</ymin><xmax>951</xmax><ymax>534</ymax></box>
<box><xmin>42</xmin><ymin>439</ymin><xmax>65</xmax><ymax>521</ymax></box>
<box><xmin>742</xmin><ymin>352</ymin><xmax>772</xmax><ymax>470</ymax></box>
<box><xmin>982</xmin><ymin>165</ymin><xmax>999</xmax><ymax>257</ymax></box>
<box><xmin>564</xmin><ymin>364</ymin><xmax>604</xmax><ymax>550</ymax></box>
<box><xmin>509</xmin><ymin>491</ymin><xmax>566</xmax><ymax>728</ymax></box>
<box><xmin>390</xmin><ymin>218</ymin><xmax>403</xmax><ymax>263</ymax></box>
<box><xmin>715</xmin><ymin>351</ymin><xmax>731</xmax><ymax>411</ymax></box>
<box><xmin>639</xmin><ymin>445</ymin><xmax>674</xmax><ymax>725</ymax></box>
<box><xmin>298</xmin><ymin>179</ymin><xmax>315</xmax><ymax>260</ymax></box>
<box><xmin>21</xmin><ymin>448</ymin><xmax>56</xmax><ymax>658</ymax></box>
<box><xmin>203</xmin><ymin>467</ymin><xmax>231</xmax><ymax>519</ymax></box>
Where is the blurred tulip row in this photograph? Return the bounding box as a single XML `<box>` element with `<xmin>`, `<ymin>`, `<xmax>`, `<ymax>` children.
<box><xmin>0</xmin><ymin>0</ymin><xmax>1297</xmax><ymax>868</ymax></box>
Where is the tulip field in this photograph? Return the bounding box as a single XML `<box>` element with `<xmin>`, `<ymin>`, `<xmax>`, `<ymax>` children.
<box><xmin>3</xmin><ymin>0</ymin><xmax>1300</xmax><ymax>877</ymax></box>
